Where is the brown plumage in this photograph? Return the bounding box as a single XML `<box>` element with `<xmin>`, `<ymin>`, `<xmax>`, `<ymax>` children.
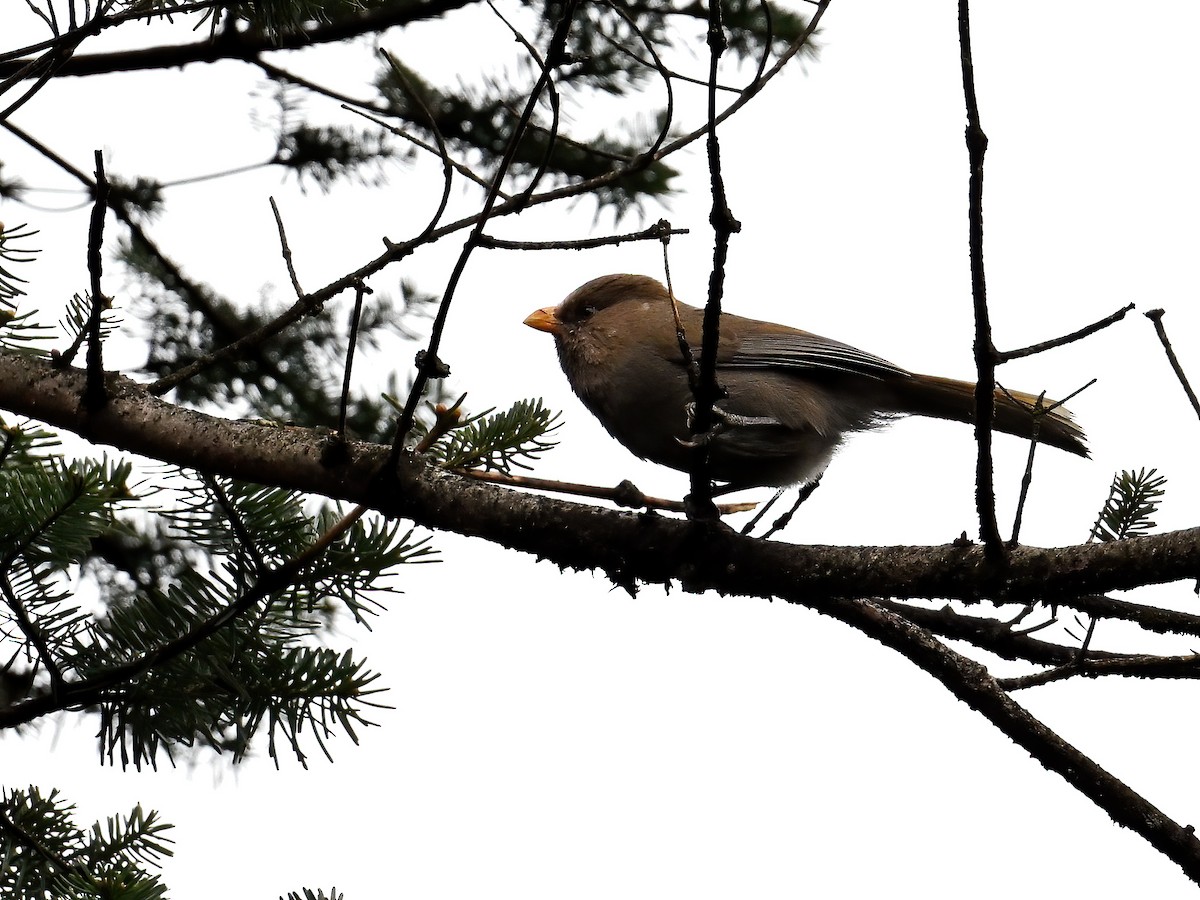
<box><xmin>525</xmin><ymin>274</ymin><xmax>1087</xmax><ymax>489</ymax></box>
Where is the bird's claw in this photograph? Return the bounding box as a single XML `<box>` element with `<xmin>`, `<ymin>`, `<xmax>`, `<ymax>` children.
<box><xmin>677</xmin><ymin>402</ymin><xmax>781</xmax><ymax>447</ymax></box>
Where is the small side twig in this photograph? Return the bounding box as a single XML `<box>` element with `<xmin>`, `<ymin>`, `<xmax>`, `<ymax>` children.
<box><xmin>1146</xmin><ymin>308</ymin><xmax>1200</xmax><ymax>421</ymax></box>
<box><xmin>662</xmin><ymin>229</ymin><xmax>702</xmax><ymax>391</ymax></box>
<box><xmin>484</xmin><ymin>0</ymin><xmax>563</xmax><ymax>208</ymax></box>
<box><xmin>269</xmin><ymin>196</ymin><xmax>304</xmax><ymax>298</ymax></box>
<box><xmin>336</xmin><ymin>279</ymin><xmax>372</xmax><ymax>438</ymax></box>
<box><xmin>1007</xmin><ymin>399</ymin><xmax>1040</xmax><ymax>547</ymax></box>
<box><xmin>456</xmin><ymin>469</ymin><xmax>756</xmax><ymax>516</ymax></box>
<box><xmin>999</xmin><ymin>302</ymin><xmax>1134</xmax><ymax>361</ymax></box>
<box><xmin>740</xmin><ymin>479</ymin><xmax>822</xmax><ymax>537</ymax></box>
<box><xmin>345</xmin><ymin>105</ymin><xmax>501</xmax><ymax>197</ymax></box>
<box><xmin>759</xmin><ymin>479</ymin><xmax>820</xmax><ymax>539</ymax></box>
<box><xmin>477</xmin><ymin>221</ymin><xmax>687</xmax><ymax>251</ymax></box>
<box><xmin>378</xmin><ymin>48</ymin><xmax>453</xmax><ymax>243</ymax></box>
<box><xmin>1002</xmin><ymin>383</ymin><xmax>1095</xmax><ymax>547</ymax></box>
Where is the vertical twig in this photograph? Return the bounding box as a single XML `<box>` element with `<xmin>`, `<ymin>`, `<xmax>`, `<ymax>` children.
<box><xmin>1145</xmin><ymin>309</ymin><xmax>1200</xmax><ymax>422</ymax></box>
<box><xmin>378</xmin><ymin>49</ymin><xmax>454</xmax><ymax>243</ymax></box>
<box><xmin>84</xmin><ymin>148</ymin><xmax>109</xmax><ymax>410</ymax></box>
<box><xmin>270</xmin><ymin>197</ymin><xmax>305</xmax><ymax>298</ymax></box>
<box><xmin>957</xmin><ymin>0</ymin><xmax>1003</xmax><ymax>560</ymax></box>
<box><xmin>1007</xmin><ymin>391</ymin><xmax>1045</xmax><ymax>547</ymax></box>
<box><xmin>337</xmin><ymin>280</ymin><xmax>371</xmax><ymax>437</ymax></box>
<box><xmin>690</xmin><ymin>0</ymin><xmax>742</xmax><ymax>520</ymax></box>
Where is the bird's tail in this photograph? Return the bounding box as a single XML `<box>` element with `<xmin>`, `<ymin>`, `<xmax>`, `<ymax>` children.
<box><xmin>892</xmin><ymin>373</ymin><xmax>1088</xmax><ymax>457</ymax></box>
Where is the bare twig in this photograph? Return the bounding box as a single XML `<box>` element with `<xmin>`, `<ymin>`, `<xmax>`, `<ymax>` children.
<box><xmin>484</xmin><ymin>0</ymin><xmax>562</xmax><ymax>208</ymax></box>
<box><xmin>456</xmin><ymin>469</ymin><xmax>756</xmax><ymax>515</ymax></box>
<box><xmin>269</xmin><ymin>196</ymin><xmax>304</xmax><ymax>298</ymax></box>
<box><xmin>1146</xmin><ymin>308</ymin><xmax>1200</xmax><ymax>421</ymax></box>
<box><xmin>759</xmin><ymin>479</ymin><xmax>820</xmax><ymax>539</ymax></box>
<box><xmin>957</xmin><ymin>0</ymin><xmax>1002</xmax><ymax>559</ymax></box>
<box><xmin>83</xmin><ymin>148</ymin><xmax>109</xmax><ymax>409</ymax></box>
<box><xmin>605</xmin><ymin>1</ymin><xmax>676</xmax><ymax>165</ymax></box>
<box><xmin>477</xmin><ymin>220</ymin><xmax>687</xmax><ymax>250</ymax></box>
<box><xmin>688</xmin><ymin>0</ymin><xmax>740</xmax><ymax>521</ymax></box>
<box><xmin>337</xmin><ymin>280</ymin><xmax>372</xmax><ymax>438</ymax></box>
<box><xmin>345</xmin><ymin>105</ymin><xmax>504</xmax><ymax>196</ymax></box>
<box><xmin>1000</xmin><ymin>302</ymin><xmax>1134</xmax><ymax>361</ymax></box>
<box><xmin>1007</xmin><ymin>390</ymin><xmax>1046</xmax><ymax>546</ymax></box>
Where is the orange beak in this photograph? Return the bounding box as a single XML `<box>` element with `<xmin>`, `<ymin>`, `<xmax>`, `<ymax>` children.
<box><xmin>523</xmin><ymin>306</ymin><xmax>562</xmax><ymax>335</ymax></box>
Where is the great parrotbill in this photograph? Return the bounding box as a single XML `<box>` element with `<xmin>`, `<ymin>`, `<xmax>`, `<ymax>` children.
<box><xmin>524</xmin><ymin>274</ymin><xmax>1087</xmax><ymax>489</ymax></box>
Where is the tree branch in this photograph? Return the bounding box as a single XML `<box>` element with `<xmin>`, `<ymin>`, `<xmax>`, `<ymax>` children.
<box><xmin>0</xmin><ymin>0</ymin><xmax>478</xmax><ymax>81</ymax></box>
<box><xmin>2</xmin><ymin>354</ymin><xmax>1197</xmax><ymax>610</ymax></box>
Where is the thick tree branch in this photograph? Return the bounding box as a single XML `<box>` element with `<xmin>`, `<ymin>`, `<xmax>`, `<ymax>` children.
<box><xmin>2</xmin><ymin>353</ymin><xmax>1197</xmax><ymax>609</ymax></box>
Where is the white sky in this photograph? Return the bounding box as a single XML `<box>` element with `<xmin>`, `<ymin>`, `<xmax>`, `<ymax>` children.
<box><xmin>4</xmin><ymin>0</ymin><xmax>1200</xmax><ymax>896</ymax></box>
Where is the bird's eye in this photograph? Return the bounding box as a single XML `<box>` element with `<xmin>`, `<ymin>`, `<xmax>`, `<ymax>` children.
<box><xmin>580</xmin><ymin>305</ymin><xmax>597</xmax><ymax>319</ymax></box>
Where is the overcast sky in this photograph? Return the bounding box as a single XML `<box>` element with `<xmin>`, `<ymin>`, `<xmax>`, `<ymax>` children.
<box><xmin>4</xmin><ymin>1</ymin><xmax>1200</xmax><ymax>897</ymax></box>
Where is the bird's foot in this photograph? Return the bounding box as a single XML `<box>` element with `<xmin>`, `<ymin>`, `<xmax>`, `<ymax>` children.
<box><xmin>677</xmin><ymin>403</ymin><xmax>781</xmax><ymax>448</ymax></box>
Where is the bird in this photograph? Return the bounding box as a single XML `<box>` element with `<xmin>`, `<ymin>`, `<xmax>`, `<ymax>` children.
<box><xmin>524</xmin><ymin>274</ymin><xmax>1087</xmax><ymax>490</ymax></box>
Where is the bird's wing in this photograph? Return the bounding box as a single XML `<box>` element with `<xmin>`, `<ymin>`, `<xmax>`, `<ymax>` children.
<box><xmin>720</xmin><ymin>331</ymin><xmax>909</xmax><ymax>379</ymax></box>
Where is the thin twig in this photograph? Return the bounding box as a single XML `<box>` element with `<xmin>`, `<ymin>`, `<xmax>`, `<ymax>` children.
<box><xmin>485</xmin><ymin>0</ymin><xmax>562</xmax><ymax>209</ymax></box>
<box><xmin>337</xmin><ymin>280</ymin><xmax>371</xmax><ymax>437</ymax></box>
<box><xmin>378</xmin><ymin>48</ymin><xmax>454</xmax><ymax>243</ymax></box>
<box><xmin>269</xmin><ymin>196</ymin><xmax>304</xmax><ymax>298</ymax></box>
<box><xmin>344</xmin><ymin>105</ymin><xmax>504</xmax><ymax>197</ymax></box>
<box><xmin>83</xmin><ymin>148</ymin><xmax>108</xmax><ymax>409</ymax></box>
<box><xmin>478</xmin><ymin>221</ymin><xmax>688</xmax><ymax>250</ymax></box>
<box><xmin>1000</xmin><ymin>302</ymin><xmax>1134</xmax><ymax>361</ymax></box>
<box><xmin>759</xmin><ymin>479</ymin><xmax>820</xmax><ymax>539</ymax></box>
<box><xmin>456</xmin><ymin>468</ymin><xmax>757</xmax><ymax>515</ymax></box>
<box><xmin>1146</xmin><ymin>308</ymin><xmax>1200</xmax><ymax>421</ymax></box>
<box><xmin>739</xmin><ymin>487</ymin><xmax>784</xmax><ymax>535</ymax></box>
<box><xmin>604</xmin><ymin>0</ymin><xmax>676</xmax><ymax>164</ymax></box>
<box><xmin>660</xmin><ymin>226</ymin><xmax>703</xmax><ymax>392</ymax></box>
<box><xmin>1007</xmin><ymin>391</ymin><xmax>1045</xmax><ymax>547</ymax></box>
